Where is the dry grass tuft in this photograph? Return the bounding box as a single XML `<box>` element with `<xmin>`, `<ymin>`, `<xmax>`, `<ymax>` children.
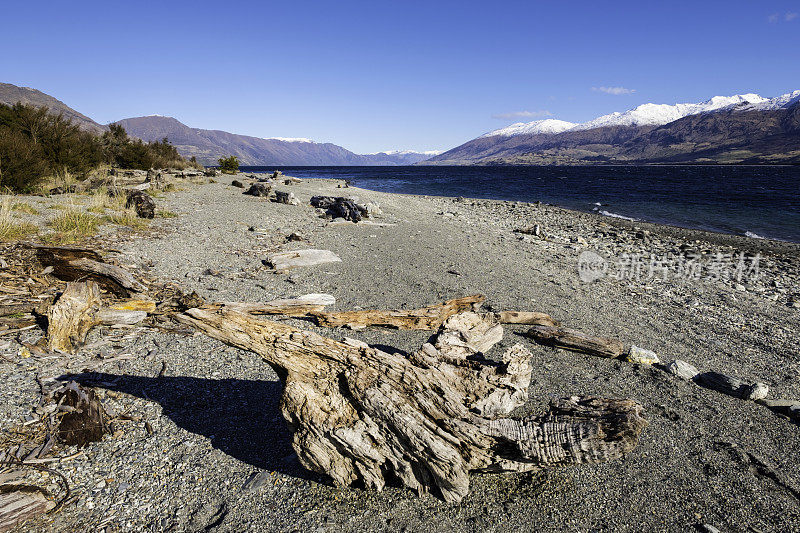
<box><xmin>103</xmin><ymin>208</ymin><xmax>150</xmax><ymax>229</ymax></box>
<box><xmin>155</xmin><ymin>209</ymin><xmax>178</xmax><ymax>218</ymax></box>
<box><xmin>0</xmin><ymin>199</ymin><xmax>39</xmax><ymax>241</ymax></box>
<box><xmin>46</xmin><ymin>208</ymin><xmax>101</xmax><ymax>244</ymax></box>
<box><xmin>11</xmin><ymin>202</ymin><xmax>40</xmax><ymax>215</ymax></box>
<box><xmin>86</xmin><ymin>187</ymin><xmax>126</xmax><ymax>214</ymax></box>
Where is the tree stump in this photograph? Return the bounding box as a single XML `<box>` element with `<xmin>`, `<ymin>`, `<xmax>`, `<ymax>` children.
<box><xmin>178</xmin><ymin>308</ymin><xmax>646</xmax><ymax>502</ymax></box>
<box><xmin>47</xmin><ymin>281</ymin><xmax>102</xmax><ymax>353</ymax></box>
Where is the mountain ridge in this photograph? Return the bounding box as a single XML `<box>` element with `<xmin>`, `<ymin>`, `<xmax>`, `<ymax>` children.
<box><xmin>424</xmin><ymin>89</ymin><xmax>800</xmax><ymax>165</ymax></box>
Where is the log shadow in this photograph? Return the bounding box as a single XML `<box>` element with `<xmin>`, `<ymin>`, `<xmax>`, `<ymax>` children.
<box><xmin>59</xmin><ymin>372</ymin><xmax>317</xmax><ymax>480</ymax></box>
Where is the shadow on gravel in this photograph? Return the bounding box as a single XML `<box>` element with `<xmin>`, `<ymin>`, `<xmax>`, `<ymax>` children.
<box><xmin>59</xmin><ymin>372</ymin><xmax>318</xmax><ymax>481</ymax></box>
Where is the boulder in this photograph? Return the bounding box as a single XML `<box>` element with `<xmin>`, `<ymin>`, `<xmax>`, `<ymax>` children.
<box><xmin>243</xmin><ymin>182</ymin><xmax>272</xmax><ymax>197</ymax></box>
<box><xmin>125</xmin><ymin>190</ymin><xmax>156</xmax><ymax>219</ymax></box>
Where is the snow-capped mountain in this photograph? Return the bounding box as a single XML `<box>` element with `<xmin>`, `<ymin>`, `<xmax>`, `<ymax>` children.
<box><xmin>478</xmin><ymin>90</ymin><xmax>799</xmax><ymax>137</ymax></box>
<box><xmin>370</xmin><ymin>149</ymin><xmax>444</xmax><ymax>156</ymax></box>
<box><xmin>571</xmin><ymin>94</ymin><xmax>767</xmax><ymax>130</ymax></box>
<box><xmin>424</xmin><ymin>88</ymin><xmax>800</xmax><ymax>166</ymax></box>
<box><xmin>747</xmin><ymin>89</ymin><xmax>800</xmax><ymax>111</ymax></box>
<box><xmin>481</xmin><ymin>119</ymin><xmax>577</xmax><ymax>137</ymax></box>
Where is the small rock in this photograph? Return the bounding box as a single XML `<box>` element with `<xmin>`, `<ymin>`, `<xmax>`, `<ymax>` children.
<box><xmin>364</xmin><ymin>201</ymin><xmax>382</xmax><ymax>217</ymax></box>
<box><xmin>734</xmin><ymin>283</ymin><xmax>746</xmax><ymax>292</ymax></box>
<box><xmin>698</xmin><ymin>525</ymin><xmax>721</xmax><ymax>533</ymax></box>
<box><xmin>274</xmin><ymin>191</ymin><xmax>300</xmax><ymax>205</ymax></box>
<box><xmin>286</xmin><ymin>232</ymin><xmax>305</xmax><ymax>242</ymax></box>
<box><xmin>665</xmin><ymin>359</ymin><xmax>700</xmax><ymax>380</ymax></box>
<box><xmin>626</xmin><ymin>345</ymin><xmax>660</xmax><ymax>365</ymax></box>
<box><xmin>241</xmin><ymin>472</ymin><xmax>270</xmax><ymax>492</ymax></box>
<box><xmin>231</xmin><ymin>180</ymin><xmax>244</xmax><ymax>188</ymax></box>
<box><xmin>745</xmin><ymin>382</ymin><xmax>769</xmax><ymax>401</ymax></box>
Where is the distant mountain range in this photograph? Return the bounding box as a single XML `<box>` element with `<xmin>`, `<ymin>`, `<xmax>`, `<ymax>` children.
<box><xmin>424</xmin><ymin>90</ymin><xmax>800</xmax><ymax>165</ymax></box>
<box><xmin>0</xmin><ymin>82</ymin><xmax>107</xmax><ymax>133</ymax></box>
<box><xmin>2</xmin><ymin>82</ymin><xmax>799</xmax><ymax>166</ymax></box>
<box><xmin>0</xmin><ymin>83</ymin><xmax>439</xmax><ymax>166</ymax></box>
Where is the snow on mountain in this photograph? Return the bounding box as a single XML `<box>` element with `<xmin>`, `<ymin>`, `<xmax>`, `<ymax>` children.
<box><xmin>747</xmin><ymin>89</ymin><xmax>800</xmax><ymax>110</ymax></box>
<box><xmin>370</xmin><ymin>149</ymin><xmax>443</xmax><ymax>156</ymax></box>
<box><xmin>481</xmin><ymin>119</ymin><xmax>577</xmax><ymax>138</ymax></box>
<box><xmin>482</xmin><ymin>91</ymin><xmax>799</xmax><ymax>139</ymax></box>
<box><xmin>570</xmin><ymin>94</ymin><xmax>768</xmax><ymax>130</ymax></box>
<box><xmin>266</xmin><ymin>137</ymin><xmax>314</xmax><ymax>143</ymax></box>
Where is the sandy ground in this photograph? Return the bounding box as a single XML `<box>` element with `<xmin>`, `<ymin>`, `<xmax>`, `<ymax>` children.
<box><xmin>2</xmin><ymin>173</ymin><xmax>800</xmax><ymax>532</ymax></box>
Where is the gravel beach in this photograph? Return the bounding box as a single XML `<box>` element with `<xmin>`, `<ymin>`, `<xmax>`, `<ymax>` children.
<box><xmin>2</xmin><ymin>173</ymin><xmax>800</xmax><ymax>532</ymax></box>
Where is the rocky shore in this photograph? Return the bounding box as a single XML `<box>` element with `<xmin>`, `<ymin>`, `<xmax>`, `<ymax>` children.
<box><xmin>2</xmin><ymin>173</ymin><xmax>799</xmax><ymax>532</ymax></box>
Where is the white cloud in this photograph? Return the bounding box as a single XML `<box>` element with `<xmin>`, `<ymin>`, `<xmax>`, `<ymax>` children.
<box><xmin>592</xmin><ymin>86</ymin><xmax>636</xmax><ymax>95</ymax></box>
<box><xmin>768</xmin><ymin>12</ymin><xmax>780</xmax><ymax>22</ymax></box>
<box><xmin>787</xmin><ymin>12</ymin><xmax>798</xmax><ymax>21</ymax></box>
<box><xmin>491</xmin><ymin>110</ymin><xmax>553</xmax><ymax>120</ymax></box>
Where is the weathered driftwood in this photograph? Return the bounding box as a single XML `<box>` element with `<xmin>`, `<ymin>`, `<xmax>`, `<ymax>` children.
<box><xmin>495</xmin><ymin>311</ymin><xmax>559</xmax><ymax>327</ymax></box>
<box><xmin>215</xmin><ymin>294</ymin><xmax>336</xmax><ymax>317</ymax></box>
<box><xmin>266</xmin><ymin>249</ymin><xmax>342</xmax><ymax>271</ymax></box>
<box><xmin>96</xmin><ymin>308</ymin><xmax>147</xmax><ymax>326</ymax></box>
<box><xmin>33</xmin><ymin>245</ymin><xmax>145</xmax><ymax>296</ymax></box>
<box><xmin>47</xmin><ymin>282</ymin><xmax>102</xmax><ymax>353</ymax></box>
<box><xmin>526</xmin><ymin>325</ymin><xmax>625</xmax><ymax>358</ymax></box>
<box><xmin>694</xmin><ymin>372</ymin><xmax>769</xmax><ymax>401</ymax></box>
<box><xmin>177</xmin><ymin>308</ymin><xmax>646</xmax><ymax>502</ymax></box>
<box><xmin>0</xmin><ymin>484</ymin><xmax>55</xmax><ymax>533</ymax></box>
<box><xmin>311</xmin><ymin>295</ymin><xmax>485</xmax><ymax>330</ymax></box>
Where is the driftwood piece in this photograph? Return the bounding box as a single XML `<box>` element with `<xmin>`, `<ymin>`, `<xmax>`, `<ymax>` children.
<box><xmin>694</xmin><ymin>372</ymin><xmax>769</xmax><ymax>401</ymax></box>
<box><xmin>526</xmin><ymin>325</ymin><xmax>625</xmax><ymax>358</ymax></box>
<box><xmin>96</xmin><ymin>308</ymin><xmax>147</xmax><ymax>326</ymax></box>
<box><xmin>47</xmin><ymin>282</ymin><xmax>101</xmax><ymax>353</ymax></box>
<box><xmin>312</xmin><ymin>295</ymin><xmax>485</xmax><ymax>330</ymax></box>
<box><xmin>266</xmin><ymin>249</ymin><xmax>342</xmax><ymax>271</ymax></box>
<box><xmin>216</xmin><ymin>294</ymin><xmax>335</xmax><ymax>317</ymax></box>
<box><xmin>33</xmin><ymin>245</ymin><xmax>144</xmax><ymax>296</ymax></box>
<box><xmin>178</xmin><ymin>308</ymin><xmax>646</xmax><ymax>502</ymax></box>
<box><xmin>0</xmin><ymin>485</ymin><xmax>55</xmax><ymax>533</ymax></box>
<box><xmin>495</xmin><ymin>311</ymin><xmax>559</xmax><ymax>327</ymax></box>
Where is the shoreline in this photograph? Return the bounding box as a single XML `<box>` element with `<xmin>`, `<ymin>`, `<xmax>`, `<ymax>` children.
<box><xmin>2</xmin><ymin>172</ymin><xmax>799</xmax><ymax>531</ymax></box>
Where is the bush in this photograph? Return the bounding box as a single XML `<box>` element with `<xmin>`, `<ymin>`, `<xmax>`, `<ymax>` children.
<box><xmin>0</xmin><ymin>103</ymin><xmax>196</xmax><ymax>192</ymax></box>
<box><xmin>218</xmin><ymin>155</ymin><xmax>239</xmax><ymax>174</ymax></box>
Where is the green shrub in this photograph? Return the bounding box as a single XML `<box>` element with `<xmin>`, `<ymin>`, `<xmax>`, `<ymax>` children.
<box><xmin>0</xmin><ymin>103</ymin><xmax>196</xmax><ymax>193</ymax></box>
<box><xmin>218</xmin><ymin>155</ymin><xmax>239</xmax><ymax>174</ymax></box>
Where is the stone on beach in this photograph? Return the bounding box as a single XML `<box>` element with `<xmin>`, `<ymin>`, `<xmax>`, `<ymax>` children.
<box><xmin>665</xmin><ymin>359</ymin><xmax>700</xmax><ymax>380</ymax></box>
<box><xmin>266</xmin><ymin>249</ymin><xmax>342</xmax><ymax>271</ymax></box>
<box><xmin>243</xmin><ymin>182</ymin><xmax>272</xmax><ymax>197</ymax></box>
<box><xmin>626</xmin><ymin>345</ymin><xmax>660</xmax><ymax>365</ymax></box>
<box><xmin>274</xmin><ymin>191</ymin><xmax>300</xmax><ymax>205</ymax></box>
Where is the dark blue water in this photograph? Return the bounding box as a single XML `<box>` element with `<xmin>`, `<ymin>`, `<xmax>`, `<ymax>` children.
<box><xmin>241</xmin><ymin>166</ymin><xmax>800</xmax><ymax>243</ymax></box>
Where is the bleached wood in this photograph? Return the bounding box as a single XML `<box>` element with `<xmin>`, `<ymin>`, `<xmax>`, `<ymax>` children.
<box><xmin>526</xmin><ymin>325</ymin><xmax>625</xmax><ymax>358</ymax></box>
<box><xmin>46</xmin><ymin>281</ymin><xmax>102</xmax><ymax>353</ymax></box>
<box><xmin>311</xmin><ymin>295</ymin><xmax>484</xmax><ymax>330</ymax></box>
<box><xmin>177</xmin><ymin>307</ymin><xmax>646</xmax><ymax>502</ymax></box>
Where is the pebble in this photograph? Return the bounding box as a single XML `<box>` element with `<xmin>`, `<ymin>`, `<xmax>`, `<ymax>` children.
<box><xmin>665</xmin><ymin>359</ymin><xmax>700</xmax><ymax>380</ymax></box>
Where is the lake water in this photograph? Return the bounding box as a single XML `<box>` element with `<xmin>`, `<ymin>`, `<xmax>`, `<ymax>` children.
<box><xmin>240</xmin><ymin>165</ymin><xmax>800</xmax><ymax>243</ymax></box>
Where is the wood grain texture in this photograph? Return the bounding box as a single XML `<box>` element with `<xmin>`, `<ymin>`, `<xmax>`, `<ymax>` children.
<box><xmin>178</xmin><ymin>308</ymin><xmax>646</xmax><ymax>502</ymax></box>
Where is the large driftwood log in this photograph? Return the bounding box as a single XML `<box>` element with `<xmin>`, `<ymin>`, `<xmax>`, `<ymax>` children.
<box><xmin>213</xmin><ymin>294</ymin><xmax>336</xmax><ymax>317</ymax></box>
<box><xmin>33</xmin><ymin>245</ymin><xmax>145</xmax><ymax>296</ymax></box>
<box><xmin>0</xmin><ymin>484</ymin><xmax>55</xmax><ymax>533</ymax></box>
<box><xmin>178</xmin><ymin>308</ymin><xmax>646</xmax><ymax>502</ymax></box>
<box><xmin>311</xmin><ymin>294</ymin><xmax>485</xmax><ymax>330</ymax></box>
<box><xmin>47</xmin><ymin>282</ymin><xmax>102</xmax><ymax>353</ymax></box>
<box><xmin>526</xmin><ymin>325</ymin><xmax>625</xmax><ymax>358</ymax></box>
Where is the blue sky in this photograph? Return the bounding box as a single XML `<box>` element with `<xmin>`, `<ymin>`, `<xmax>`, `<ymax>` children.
<box><xmin>2</xmin><ymin>0</ymin><xmax>799</xmax><ymax>153</ymax></box>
